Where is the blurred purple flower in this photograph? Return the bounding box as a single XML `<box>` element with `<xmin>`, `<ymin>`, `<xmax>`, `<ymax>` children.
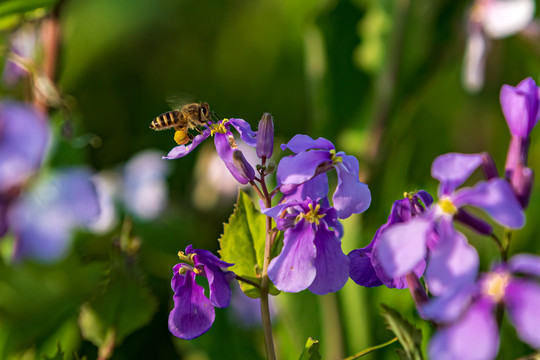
<box><xmin>348</xmin><ymin>191</ymin><xmax>432</xmax><ymax>289</ymax></box>
<box><xmin>463</xmin><ymin>0</ymin><xmax>535</xmax><ymax>92</ymax></box>
<box><xmin>423</xmin><ymin>254</ymin><xmax>540</xmax><ymax>359</ymax></box>
<box><xmin>10</xmin><ymin>168</ymin><xmax>100</xmax><ymax>262</ymax></box>
<box><xmin>229</xmin><ymin>283</ymin><xmax>276</xmax><ymax>328</ymax></box>
<box><xmin>0</xmin><ymin>101</ymin><xmax>49</xmax><ymax>236</ymax></box>
<box><xmin>169</xmin><ymin>245</ymin><xmax>235</xmax><ymax>339</ymax></box>
<box><xmin>123</xmin><ymin>149</ymin><xmax>170</xmax><ymax>220</ymax></box>
<box><xmin>500</xmin><ymin>77</ymin><xmax>540</xmax><ymax>207</ymax></box>
<box><xmin>374</xmin><ymin>153</ymin><xmax>524</xmax><ymax>296</ymax></box>
<box><xmin>277</xmin><ymin>134</ymin><xmax>371</xmax><ymax>219</ymax></box>
<box><xmin>163</xmin><ymin>118</ymin><xmax>257</xmax><ymax>184</ymax></box>
<box><xmin>263</xmin><ymin>189</ymin><xmax>349</xmax><ymax>295</ymax></box>
<box><xmin>3</xmin><ymin>25</ymin><xmax>38</xmax><ymax>86</ymax></box>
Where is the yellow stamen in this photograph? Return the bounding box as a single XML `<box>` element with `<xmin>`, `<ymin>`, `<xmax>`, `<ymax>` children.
<box><xmin>330</xmin><ymin>149</ymin><xmax>343</xmax><ymax>165</ymax></box>
<box><xmin>483</xmin><ymin>271</ymin><xmax>510</xmax><ymax>303</ymax></box>
<box><xmin>296</xmin><ymin>203</ymin><xmax>326</xmax><ymax>225</ymax></box>
<box><xmin>210</xmin><ymin>118</ymin><xmax>230</xmax><ymax>136</ymax></box>
<box><xmin>437</xmin><ymin>197</ymin><xmax>457</xmax><ymax>215</ymax></box>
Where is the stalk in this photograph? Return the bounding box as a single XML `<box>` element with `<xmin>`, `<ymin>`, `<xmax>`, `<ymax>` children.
<box><xmin>258</xmin><ymin>158</ymin><xmax>277</xmax><ymax>360</ymax></box>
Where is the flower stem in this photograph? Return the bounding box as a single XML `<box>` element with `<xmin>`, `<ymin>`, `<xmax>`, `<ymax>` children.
<box><xmin>343</xmin><ymin>337</ymin><xmax>398</xmax><ymax>360</ymax></box>
<box><xmin>258</xmin><ymin>161</ymin><xmax>277</xmax><ymax>360</ymax></box>
<box><xmin>235</xmin><ymin>274</ymin><xmax>261</xmax><ymax>288</ymax></box>
<box><xmin>502</xmin><ymin>228</ymin><xmax>512</xmax><ymax>261</ymax></box>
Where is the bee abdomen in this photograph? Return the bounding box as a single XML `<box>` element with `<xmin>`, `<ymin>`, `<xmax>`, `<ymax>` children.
<box><xmin>150</xmin><ymin>110</ymin><xmax>181</xmax><ymax>130</ymax></box>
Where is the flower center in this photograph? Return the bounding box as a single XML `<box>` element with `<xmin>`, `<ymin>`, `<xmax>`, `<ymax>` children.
<box><xmin>296</xmin><ymin>203</ymin><xmax>325</xmax><ymax>225</ymax></box>
<box><xmin>210</xmin><ymin>118</ymin><xmax>230</xmax><ymax>136</ymax></box>
<box><xmin>482</xmin><ymin>271</ymin><xmax>510</xmax><ymax>303</ymax></box>
<box><xmin>330</xmin><ymin>149</ymin><xmax>342</xmax><ymax>165</ymax></box>
<box><xmin>437</xmin><ymin>197</ymin><xmax>457</xmax><ymax>215</ymax></box>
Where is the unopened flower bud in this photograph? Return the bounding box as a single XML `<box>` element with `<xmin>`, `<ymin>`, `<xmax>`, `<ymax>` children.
<box><xmin>232</xmin><ymin>150</ymin><xmax>255</xmax><ymax>182</ymax></box>
<box><xmin>256</xmin><ymin>113</ymin><xmax>274</xmax><ymax>159</ymax></box>
<box><xmin>455</xmin><ymin>208</ymin><xmax>493</xmax><ymax>235</ymax></box>
<box><xmin>481</xmin><ymin>152</ymin><xmax>498</xmax><ymax>180</ymax></box>
<box><xmin>511</xmin><ymin>164</ymin><xmax>534</xmax><ymax>209</ymax></box>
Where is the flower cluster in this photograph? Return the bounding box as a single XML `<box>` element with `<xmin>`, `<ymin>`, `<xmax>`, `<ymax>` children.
<box><xmin>161</xmin><ymin>78</ymin><xmax>540</xmax><ymax>360</ymax></box>
<box><xmin>0</xmin><ymin>100</ymin><xmax>100</xmax><ymax>262</ymax></box>
<box><xmin>162</xmin><ymin>112</ymin><xmax>372</xmax><ymax>338</ymax></box>
<box><xmin>355</xmin><ymin>77</ymin><xmax>539</xmax><ymax>359</ymax></box>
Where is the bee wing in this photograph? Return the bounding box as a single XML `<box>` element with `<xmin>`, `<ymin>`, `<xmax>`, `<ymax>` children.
<box><xmin>165</xmin><ymin>94</ymin><xmax>195</xmax><ymax>110</ymax></box>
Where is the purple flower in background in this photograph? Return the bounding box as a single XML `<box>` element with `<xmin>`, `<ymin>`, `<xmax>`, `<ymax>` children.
<box><xmin>3</xmin><ymin>25</ymin><xmax>38</xmax><ymax>86</ymax></box>
<box><xmin>123</xmin><ymin>149</ymin><xmax>170</xmax><ymax>220</ymax></box>
<box><xmin>463</xmin><ymin>0</ymin><xmax>535</xmax><ymax>92</ymax></box>
<box><xmin>348</xmin><ymin>191</ymin><xmax>432</xmax><ymax>289</ymax></box>
<box><xmin>10</xmin><ymin>168</ymin><xmax>100</xmax><ymax>262</ymax></box>
<box><xmin>163</xmin><ymin>118</ymin><xmax>257</xmax><ymax>184</ymax></box>
<box><xmin>277</xmin><ymin>134</ymin><xmax>371</xmax><ymax>219</ymax></box>
<box><xmin>374</xmin><ymin>153</ymin><xmax>524</xmax><ymax>296</ymax></box>
<box><xmin>263</xmin><ymin>187</ymin><xmax>349</xmax><ymax>295</ymax></box>
<box><xmin>0</xmin><ymin>101</ymin><xmax>49</xmax><ymax>236</ymax></box>
<box><xmin>500</xmin><ymin>77</ymin><xmax>540</xmax><ymax>207</ymax></box>
<box><xmin>169</xmin><ymin>245</ymin><xmax>235</xmax><ymax>339</ymax></box>
<box><xmin>423</xmin><ymin>254</ymin><xmax>540</xmax><ymax>360</ymax></box>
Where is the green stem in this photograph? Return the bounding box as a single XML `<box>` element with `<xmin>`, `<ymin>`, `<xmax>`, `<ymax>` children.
<box><xmin>235</xmin><ymin>274</ymin><xmax>261</xmax><ymax>289</ymax></box>
<box><xmin>258</xmin><ymin>158</ymin><xmax>277</xmax><ymax>360</ymax></box>
<box><xmin>343</xmin><ymin>337</ymin><xmax>398</xmax><ymax>360</ymax></box>
<box><xmin>502</xmin><ymin>228</ymin><xmax>512</xmax><ymax>261</ymax></box>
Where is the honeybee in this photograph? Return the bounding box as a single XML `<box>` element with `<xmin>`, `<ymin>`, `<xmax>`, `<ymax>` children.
<box><xmin>149</xmin><ymin>102</ymin><xmax>212</xmax><ymax>145</ymax></box>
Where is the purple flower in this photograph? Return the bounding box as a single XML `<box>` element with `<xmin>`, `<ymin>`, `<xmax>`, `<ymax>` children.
<box><xmin>123</xmin><ymin>149</ymin><xmax>170</xmax><ymax>220</ymax></box>
<box><xmin>422</xmin><ymin>254</ymin><xmax>540</xmax><ymax>359</ymax></box>
<box><xmin>10</xmin><ymin>168</ymin><xmax>100</xmax><ymax>262</ymax></box>
<box><xmin>0</xmin><ymin>101</ymin><xmax>49</xmax><ymax>236</ymax></box>
<box><xmin>277</xmin><ymin>134</ymin><xmax>371</xmax><ymax>219</ymax></box>
<box><xmin>163</xmin><ymin>118</ymin><xmax>257</xmax><ymax>184</ymax></box>
<box><xmin>169</xmin><ymin>245</ymin><xmax>235</xmax><ymax>339</ymax></box>
<box><xmin>3</xmin><ymin>25</ymin><xmax>38</xmax><ymax>86</ymax></box>
<box><xmin>374</xmin><ymin>153</ymin><xmax>524</xmax><ymax>295</ymax></box>
<box><xmin>500</xmin><ymin>77</ymin><xmax>540</xmax><ymax>207</ymax></box>
<box><xmin>462</xmin><ymin>0</ymin><xmax>535</xmax><ymax>92</ymax></box>
<box><xmin>348</xmin><ymin>191</ymin><xmax>432</xmax><ymax>289</ymax></box>
<box><xmin>263</xmin><ymin>190</ymin><xmax>349</xmax><ymax>295</ymax></box>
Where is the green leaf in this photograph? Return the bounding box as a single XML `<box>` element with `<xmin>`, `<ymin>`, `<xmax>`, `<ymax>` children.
<box><xmin>78</xmin><ymin>247</ymin><xmax>157</xmax><ymax>348</ymax></box>
<box><xmin>299</xmin><ymin>337</ymin><xmax>321</xmax><ymax>360</ymax></box>
<box><xmin>0</xmin><ymin>256</ymin><xmax>104</xmax><ymax>358</ymax></box>
<box><xmin>219</xmin><ymin>190</ymin><xmax>279</xmax><ymax>298</ymax></box>
<box><xmin>380</xmin><ymin>304</ymin><xmax>423</xmax><ymax>360</ymax></box>
<box><xmin>0</xmin><ymin>0</ymin><xmax>57</xmax><ymax>18</ymax></box>
<box><xmin>40</xmin><ymin>343</ymin><xmax>64</xmax><ymax>360</ymax></box>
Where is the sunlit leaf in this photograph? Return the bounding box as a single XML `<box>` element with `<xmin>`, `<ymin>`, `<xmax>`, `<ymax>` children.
<box><xmin>0</xmin><ymin>0</ymin><xmax>57</xmax><ymax>18</ymax></box>
<box><xmin>380</xmin><ymin>304</ymin><xmax>423</xmax><ymax>360</ymax></box>
<box><xmin>219</xmin><ymin>190</ymin><xmax>279</xmax><ymax>298</ymax></box>
<box><xmin>299</xmin><ymin>337</ymin><xmax>321</xmax><ymax>360</ymax></box>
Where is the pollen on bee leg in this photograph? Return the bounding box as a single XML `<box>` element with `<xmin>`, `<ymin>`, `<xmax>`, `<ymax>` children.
<box><xmin>174</xmin><ymin>130</ymin><xmax>189</xmax><ymax>145</ymax></box>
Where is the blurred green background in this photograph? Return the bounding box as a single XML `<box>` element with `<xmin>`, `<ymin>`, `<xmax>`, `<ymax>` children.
<box><xmin>1</xmin><ymin>0</ymin><xmax>540</xmax><ymax>358</ymax></box>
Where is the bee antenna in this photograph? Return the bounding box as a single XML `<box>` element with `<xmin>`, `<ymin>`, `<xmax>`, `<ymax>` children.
<box><xmin>211</xmin><ymin>111</ymin><xmax>222</xmax><ymax>122</ymax></box>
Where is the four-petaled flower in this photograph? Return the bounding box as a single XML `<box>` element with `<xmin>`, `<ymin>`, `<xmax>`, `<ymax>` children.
<box><xmin>374</xmin><ymin>152</ymin><xmax>524</xmax><ymax>296</ymax></box>
<box><xmin>277</xmin><ymin>134</ymin><xmax>371</xmax><ymax>219</ymax></box>
<box><xmin>422</xmin><ymin>254</ymin><xmax>540</xmax><ymax>360</ymax></box>
<box><xmin>163</xmin><ymin>118</ymin><xmax>257</xmax><ymax>184</ymax></box>
<box><xmin>169</xmin><ymin>245</ymin><xmax>235</xmax><ymax>340</ymax></box>
<box><xmin>348</xmin><ymin>191</ymin><xmax>432</xmax><ymax>289</ymax></box>
<box><xmin>263</xmin><ymin>179</ymin><xmax>349</xmax><ymax>295</ymax></box>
